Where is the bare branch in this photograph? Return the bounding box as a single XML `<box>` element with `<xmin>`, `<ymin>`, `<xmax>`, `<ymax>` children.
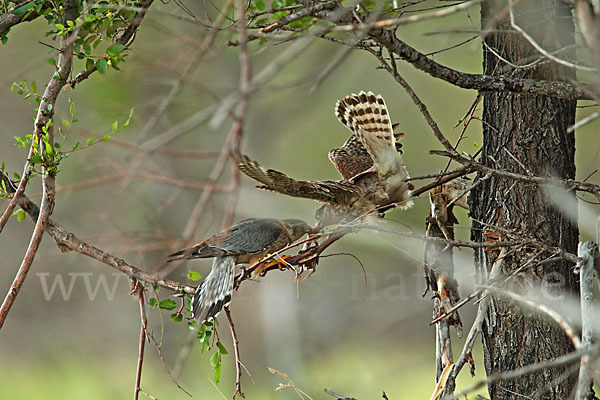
<box><xmin>482</xmin><ymin>286</ymin><xmax>581</xmax><ymax>349</ymax></box>
<box><xmin>367</xmin><ymin>47</ymin><xmax>458</xmax><ymax>157</ymax></box>
<box><xmin>369</xmin><ymin>29</ymin><xmax>592</xmax><ymax>100</ymax></box>
<box><xmin>225</xmin><ymin>307</ymin><xmax>245</xmax><ymax>399</ymax></box>
<box><xmin>430</xmin><ymin>150</ymin><xmax>600</xmax><ymax>202</ymax></box>
<box><xmin>508</xmin><ymin>0</ymin><xmax>596</xmax><ymax>72</ymax></box>
<box><xmin>449</xmin><ymin>346</ymin><xmax>597</xmax><ymax>399</ymax></box>
<box><xmin>4</xmin><ymin>179</ymin><xmax>195</xmax><ymax>294</ymax></box>
<box><xmin>134</xmin><ymin>282</ymin><xmax>148</xmax><ymax>400</ymax></box>
<box><xmin>0</xmin><ymin>0</ymin><xmax>77</xmax><ymax>330</ymax></box>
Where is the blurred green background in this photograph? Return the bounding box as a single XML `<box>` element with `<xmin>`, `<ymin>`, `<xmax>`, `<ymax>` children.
<box><xmin>1</xmin><ymin>1</ymin><xmax>599</xmax><ymax>398</ymax></box>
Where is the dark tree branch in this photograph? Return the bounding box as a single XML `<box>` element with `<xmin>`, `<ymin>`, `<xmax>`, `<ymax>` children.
<box><xmin>430</xmin><ymin>150</ymin><xmax>600</xmax><ymax>200</ymax></box>
<box><xmin>239</xmin><ymin>2</ymin><xmax>594</xmax><ymax>100</ymax></box>
<box><xmin>369</xmin><ymin>28</ymin><xmax>592</xmax><ymax>100</ymax></box>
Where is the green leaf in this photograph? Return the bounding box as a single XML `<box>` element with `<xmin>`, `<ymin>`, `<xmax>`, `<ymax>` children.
<box><xmin>86</xmin><ymin>137</ymin><xmax>94</xmax><ymax>146</ymax></box>
<box><xmin>123</xmin><ymin>107</ymin><xmax>134</xmax><ymax>127</ymax></box>
<box><xmin>31</xmin><ymin>81</ymin><xmax>36</xmax><ymax>93</ymax></box>
<box><xmin>209</xmin><ymin>351</ymin><xmax>220</xmax><ymax>369</ymax></box>
<box><xmin>85</xmin><ymin>58</ymin><xmax>94</xmax><ymax>70</ymax></box>
<box><xmin>217</xmin><ymin>341</ymin><xmax>228</xmax><ymax>355</ymax></box>
<box><xmin>170</xmin><ymin>313</ymin><xmax>183</xmax><ymax>322</ymax></box>
<box><xmin>111</xmin><ymin>120</ymin><xmax>117</xmax><ymax>132</ymax></box>
<box><xmin>149</xmin><ymin>298</ymin><xmax>157</xmax><ymax>308</ymax></box>
<box><xmin>28</xmin><ymin>155</ymin><xmax>43</xmax><ymax>164</ymax></box>
<box><xmin>55</xmin><ymin>23</ymin><xmax>65</xmax><ymax>31</ymax></box>
<box><xmin>214</xmin><ymin>362</ymin><xmax>221</xmax><ymax>383</ymax></box>
<box><xmin>13</xmin><ymin>172</ymin><xmax>20</xmax><ymax>180</ymax></box>
<box><xmin>1</xmin><ymin>161</ymin><xmax>5</xmax><ymax>171</ymax></box>
<box><xmin>13</xmin><ymin>209</ymin><xmax>26</xmax><ymax>222</ymax></box>
<box><xmin>187</xmin><ymin>270</ymin><xmax>202</xmax><ymax>281</ymax></box>
<box><xmin>158</xmin><ymin>299</ymin><xmax>177</xmax><ymax>310</ymax></box>
<box><xmin>102</xmin><ymin>135</ymin><xmax>111</xmax><ymax>142</ymax></box>
<box><xmin>188</xmin><ymin>320</ymin><xmax>199</xmax><ymax>330</ymax></box>
<box><xmin>200</xmin><ymin>329</ymin><xmax>212</xmax><ymax>342</ymax></box>
<box><xmin>11</xmin><ymin>1</ymin><xmax>34</xmax><ymax>16</ymax></box>
<box><xmin>96</xmin><ymin>59</ymin><xmax>108</xmax><ymax>74</ymax></box>
<box><xmin>106</xmin><ymin>44</ymin><xmax>126</xmax><ymax>56</ymax></box>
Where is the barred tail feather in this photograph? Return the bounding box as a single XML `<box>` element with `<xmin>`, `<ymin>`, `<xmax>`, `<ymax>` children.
<box><xmin>192</xmin><ymin>256</ymin><xmax>235</xmax><ymax>321</ymax></box>
<box><xmin>336</xmin><ymin>91</ymin><xmax>401</xmax><ymax>178</ymax></box>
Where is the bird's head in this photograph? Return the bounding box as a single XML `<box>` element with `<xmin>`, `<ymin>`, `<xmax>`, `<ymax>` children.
<box><xmin>314</xmin><ymin>205</ymin><xmax>344</xmax><ymax>229</ymax></box>
<box><xmin>282</xmin><ymin>218</ymin><xmax>313</xmax><ymax>240</ymax></box>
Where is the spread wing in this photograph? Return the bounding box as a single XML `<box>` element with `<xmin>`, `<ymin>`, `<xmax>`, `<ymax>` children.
<box><xmin>238</xmin><ymin>155</ymin><xmax>358</xmax><ymax>203</ymax></box>
<box><xmin>335</xmin><ymin>91</ymin><xmax>404</xmax><ymax>180</ymax></box>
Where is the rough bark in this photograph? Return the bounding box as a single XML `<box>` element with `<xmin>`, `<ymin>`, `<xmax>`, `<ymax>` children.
<box><xmin>471</xmin><ymin>1</ymin><xmax>579</xmax><ymax>399</ymax></box>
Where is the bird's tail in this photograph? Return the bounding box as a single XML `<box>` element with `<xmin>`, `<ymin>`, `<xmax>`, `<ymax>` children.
<box><xmin>336</xmin><ymin>91</ymin><xmax>404</xmax><ymax>179</ymax></box>
<box><xmin>192</xmin><ymin>256</ymin><xmax>235</xmax><ymax>322</ymax></box>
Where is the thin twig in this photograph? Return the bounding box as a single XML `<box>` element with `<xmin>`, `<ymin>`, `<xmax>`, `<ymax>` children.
<box><xmin>449</xmin><ymin>346</ymin><xmax>597</xmax><ymax>399</ymax></box>
<box><xmin>370</xmin><ymin>47</ymin><xmax>458</xmax><ymax>156</ymax></box>
<box><xmin>134</xmin><ymin>282</ymin><xmax>148</xmax><ymax>400</ymax></box>
<box><xmin>225</xmin><ymin>306</ymin><xmax>245</xmax><ymax>399</ymax></box>
<box><xmin>430</xmin><ymin>150</ymin><xmax>600</xmax><ymax>201</ymax></box>
<box><xmin>508</xmin><ymin>0</ymin><xmax>596</xmax><ymax>72</ymax></box>
<box><xmin>481</xmin><ymin>286</ymin><xmax>581</xmax><ymax>349</ymax></box>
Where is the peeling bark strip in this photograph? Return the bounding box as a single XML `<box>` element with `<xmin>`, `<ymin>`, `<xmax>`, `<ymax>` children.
<box><xmin>470</xmin><ymin>1</ymin><xmax>579</xmax><ymax>398</ymax></box>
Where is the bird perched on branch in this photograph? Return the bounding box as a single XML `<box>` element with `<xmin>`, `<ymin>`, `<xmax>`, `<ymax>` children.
<box><xmin>167</xmin><ymin>217</ymin><xmax>312</xmax><ymax>322</ymax></box>
<box><xmin>239</xmin><ymin>91</ymin><xmax>413</xmax><ymax>226</ymax></box>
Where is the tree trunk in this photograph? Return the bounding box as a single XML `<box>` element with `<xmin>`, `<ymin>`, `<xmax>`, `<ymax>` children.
<box><xmin>471</xmin><ymin>1</ymin><xmax>579</xmax><ymax>398</ymax></box>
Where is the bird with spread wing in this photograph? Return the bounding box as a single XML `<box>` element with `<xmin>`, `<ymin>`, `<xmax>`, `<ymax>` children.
<box><xmin>239</xmin><ymin>91</ymin><xmax>413</xmax><ymax>226</ymax></box>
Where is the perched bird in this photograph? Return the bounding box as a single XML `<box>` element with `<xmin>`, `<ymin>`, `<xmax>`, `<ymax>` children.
<box><xmin>239</xmin><ymin>91</ymin><xmax>413</xmax><ymax>226</ymax></box>
<box><xmin>167</xmin><ymin>217</ymin><xmax>312</xmax><ymax>322</ymax></box>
